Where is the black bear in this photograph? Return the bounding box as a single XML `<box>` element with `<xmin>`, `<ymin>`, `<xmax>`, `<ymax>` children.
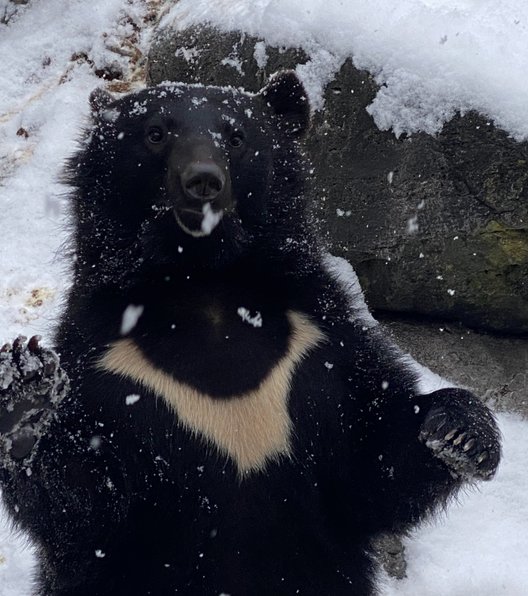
<box><xmin>0</xmin><ymin>72</ymin><xmax>500</xmax><ymax>596</ymax></box>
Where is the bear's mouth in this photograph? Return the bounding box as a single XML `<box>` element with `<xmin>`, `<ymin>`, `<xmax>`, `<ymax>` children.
<box><xmin>174</xmin><ymin>203</ymin><xmax>224</xmax><ymax>238</ymax></box>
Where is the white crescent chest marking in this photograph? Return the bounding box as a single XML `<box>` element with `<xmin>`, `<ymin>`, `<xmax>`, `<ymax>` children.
<box><xmin>97</xmin><ymin>310</ymin><xmax>325</xmax><ymax>477</ymax></box>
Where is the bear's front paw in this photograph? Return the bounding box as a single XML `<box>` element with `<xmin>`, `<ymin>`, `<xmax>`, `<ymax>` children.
<box><xmin>419</xmin><ymin>403</ymin><xmax>500</xmax><ymax>481</ymax></box>
<box><xmin>0</xmin><ymin>336</ymin><xmax>69</xmax><ymax>463</ymax></box>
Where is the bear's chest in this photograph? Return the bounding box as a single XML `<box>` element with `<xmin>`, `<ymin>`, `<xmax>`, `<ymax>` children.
<box><xmin>98</xmin><ymin>309</ymin><xmax>325</xmax><ymax>476</ymax></box>
<box><xmin>137</xmin><ymin>295</ymin><xmax>292</xmax><ymax>394</ymax></box>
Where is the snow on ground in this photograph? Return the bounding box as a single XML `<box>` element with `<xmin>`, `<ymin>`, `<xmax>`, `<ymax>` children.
<box><xmin>162</xmin><ymin>0</ymin><xmax>528</xmax><ymax>139</ymax></box>
<box><xmin>0</xmin><ymin>508</ymin><xmax>34</xmax><ymax>596</ymax></box>
<box><xmin>380</xmin><ymin>414</ymin><xmax>528</xmax><ymax>596</ymax></box>
<box><xmin>1</xmin><ymin>0</ymin><xmax>527</xmax><ymax>594</ymax></box>
<box><xmin>0</xmin><ymin>0</ymin><xmax>152</xmax><ymax>342</ymax></box>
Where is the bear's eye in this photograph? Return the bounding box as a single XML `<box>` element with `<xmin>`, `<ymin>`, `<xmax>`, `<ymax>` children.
<box><xmin>229</xmin><ymin>132</ymin><xmax>244</xmax><ymax>148</ymax></box>
<box><xmin>147</xmin><ymin>126</ymin><xmax>165</xmax><ymax>144</ymax></box>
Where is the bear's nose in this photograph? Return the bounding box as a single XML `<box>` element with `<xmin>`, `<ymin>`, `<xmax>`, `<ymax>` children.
<box><xmin>181</xmin><ymin>162</ymin><xmax>226</xmax><ymax>203</ymax></box>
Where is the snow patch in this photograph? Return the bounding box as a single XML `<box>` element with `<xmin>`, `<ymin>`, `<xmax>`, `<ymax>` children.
<box><xmin>406</xmin><ymin>216</ymin><xmax>419</xmax><ymax>235</ymax></box>
<box><xmin>237</xmin><ymin>307</ymin><xmax>263</xmax><ymax>328</ymax></box>
<box><xmin>89</xmin><ymin>436</ymin><xmax>102</xmax><ymax>450</ymax></box>
<box><xmin>253</xmin><ymin>41</ymin><xmax>268</xmax><ymax>69</ymax></box>
<box><xmin>175</xmin><ymin>46</ymin><xmax>202</xmax><ymax>64</ymax></box>
<box><xmin>162</xmin><ymin>0</ymin><xmax>528</xmax><ymax>140</ymax></box>
<box><xmin>221</xmin><ymin>55</ymin><xmax>244</xmax><ymax>75</ymax></box>
<box><xmin>125</xmin><ymin>394</ymin><xmax>141</xmax><ymax>406</ymax></box>
<box><xmin>120</xmin><ymin>304</ymin><xmax>144</xmax><ymax>335</ymax></box>
<box><xmin>201</xmin><ymin>202</ymin><xmax>224</xmax><ymax>235</ymax></box>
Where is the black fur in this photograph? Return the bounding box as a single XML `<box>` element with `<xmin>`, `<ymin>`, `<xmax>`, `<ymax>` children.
<box><xmin>0</xmin><ymin>72</ymin><xmax>501</xmax><ymax>596</ymax></box>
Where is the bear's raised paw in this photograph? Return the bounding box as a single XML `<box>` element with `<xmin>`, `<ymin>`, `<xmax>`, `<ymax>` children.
<box><xmin>419</xmin><ymin>400</ymin><xmax>501</xmax><ymax>481</ymax></box>
<box><xmin>0</xmin><ymin>336</ymin><xmax>69</xmax><ymax>462</ymax></box>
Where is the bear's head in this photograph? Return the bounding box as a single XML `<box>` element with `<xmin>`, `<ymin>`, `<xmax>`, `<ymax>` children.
<box><xmin>68</xmin><ymin>72</ymin><xmax>313</xmax><ymax>286</ymax></box>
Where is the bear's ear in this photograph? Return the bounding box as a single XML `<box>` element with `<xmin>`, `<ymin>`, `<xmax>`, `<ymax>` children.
<box><xmin>89</xmin><ymin>88</ymin><xmax>114</xmax><ymax>115</ymax></box>
<box><xmin>260</xmin><ymin>71</ymin><xmax>310</xmax><ymax>137</ymax></box>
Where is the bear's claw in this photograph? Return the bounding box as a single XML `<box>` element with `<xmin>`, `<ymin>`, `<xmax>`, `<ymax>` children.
<box><xmin>419</xmin><ymin>404</ymin><xmax>500</xmax><ymax>481</ymax></box>
<box><xmin>0</xmin><ymin>336</ymin><xmax>69</xmax><ymax>464</ymax></box>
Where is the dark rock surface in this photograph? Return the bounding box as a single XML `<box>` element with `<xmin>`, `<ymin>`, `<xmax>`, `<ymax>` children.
<box><xmin>148</xmin><ymin>25</ymin><xmax>528</xmax><ymax>334</ymax></box>
<box><xmin>382</xmin><ymin>315</ymin><xmax>528</xmax><ymax>417</ymax></box>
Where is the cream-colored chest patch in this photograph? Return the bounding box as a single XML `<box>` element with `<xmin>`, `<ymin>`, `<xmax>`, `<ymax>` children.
<box><xmin>97</xmin><ymin>311</ymin><xmax>325</xmax><ymax>477</ymax></box>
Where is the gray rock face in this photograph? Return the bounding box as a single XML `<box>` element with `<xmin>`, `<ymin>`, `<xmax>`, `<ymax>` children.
<box><xmin>148</xmin><ymin>25</ymin><xmax>528</xmax><ymax>334</ymax></box>
<box><xmin>371</xmin><ymin>532</ymin><xmax>407</xmax><ymax>581</ymax></box>
<box><xmin>382</xmin><ymin>316</ymin><xmax>528</xmax><ymax>417</ymax></box>
<box><xmin>312</xmin><ymin>63</ymin><xmax>528</xmax><ymax>335</ymax></box>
